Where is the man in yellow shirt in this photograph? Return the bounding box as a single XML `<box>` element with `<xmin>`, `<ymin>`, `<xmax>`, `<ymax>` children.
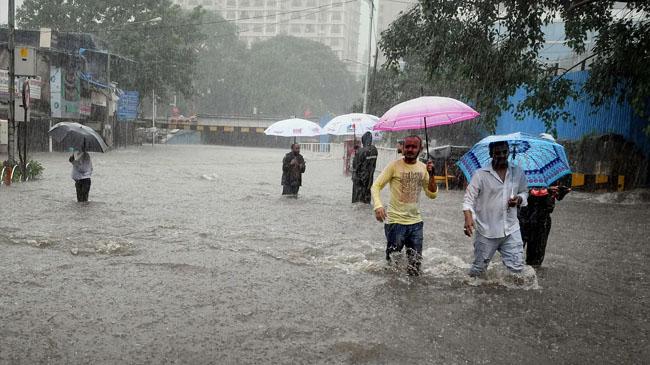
<box><xmin>371</xmin><ymin>136</ymin><xmax>438</xmax><ymax>276</ymax></box>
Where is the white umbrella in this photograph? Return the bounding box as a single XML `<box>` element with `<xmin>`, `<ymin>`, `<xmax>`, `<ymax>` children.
<box><xmin>265</xmin><ymin>118</ymin><xmax>322</xmax><ymax>144</ymax></box>
<box><xmin>322</xmin><ymin>113</ymin><xmax>379</xmax><ymax>136</ymax></box>
<box><xmin>264</xmin><ymin>118</ymin><xmax>322</xmax><ymax>139</ymax></box>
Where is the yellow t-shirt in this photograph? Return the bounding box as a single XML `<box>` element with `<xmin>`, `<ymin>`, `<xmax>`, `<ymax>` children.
<box><xmin>371</xmin><ymin>159</ymin><xmax>437</xmax><ymax>225</ymax></box>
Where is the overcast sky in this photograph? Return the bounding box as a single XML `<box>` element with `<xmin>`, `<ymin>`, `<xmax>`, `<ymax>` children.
<box><xmin>1</xmin><ymin>0</ymin><xmax>25</xmax><ymax>25</ymax></box>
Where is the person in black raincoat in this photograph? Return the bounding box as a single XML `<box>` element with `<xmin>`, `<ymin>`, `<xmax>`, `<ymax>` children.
<box><xmin>351</xmin><ymin>132</ymin><xmax>378</xmax><ymax>203</ymax></box>
<box><xmin>518</xmin><ymin>184</ymin><xmax>570</xmax><ymax>267</ymax></box>
<box><xmin>281</xmin><ymin>143</ymin><xmax>306</xmax><ymax>196</ymax></box>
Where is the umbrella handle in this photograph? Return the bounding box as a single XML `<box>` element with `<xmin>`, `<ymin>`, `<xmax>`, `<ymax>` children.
<box><xmin>424</xmin><ymin>117</ymin><xmax>430</xmax><ymax>160</ymax></box>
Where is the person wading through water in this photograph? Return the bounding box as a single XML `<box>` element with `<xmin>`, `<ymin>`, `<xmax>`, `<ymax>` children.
<box><xmin>281</xmin><ymin>143</ymin><xmax>306</xmax><ymax>197</ymax></box>
<box><xmin>371</xmin><ymin>135</ymin><xmax>437</xmax><ymax>276</ymax></box>
<box><xmin>352</xmin><ymin>131</ymin><xmax>378</xmax><ymax>204</ymax></box>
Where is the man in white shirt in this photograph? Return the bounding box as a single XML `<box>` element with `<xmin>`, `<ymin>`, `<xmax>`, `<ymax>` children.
<box><xmin>462</xmin><ymin>141</ymin><xmax>528</xmax><ymax>277</ymax></box>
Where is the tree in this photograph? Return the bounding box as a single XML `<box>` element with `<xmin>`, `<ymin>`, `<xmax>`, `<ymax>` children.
<box><xmin>560</xmin><ymin>0</ymin><xmax>649</xmax><ymax>131</ymax></box>
<box><xmin>17</xmin><ymin>0</ymin><xmax>207</xmax><ymax>99</ymax></box>
<box><xmin>242</xmin><ymin>35</ymin><xmax>358</xmax><ymax>117</ymax></box>
<box><xmin>191</xmin><ymin>11</ymin><xmax>250</xmax><ymax>116</ymax></box>
<box><xmin>379</xmin><ymin>0</ymin><xmax>649</xmax><ymax>133</ymax></box>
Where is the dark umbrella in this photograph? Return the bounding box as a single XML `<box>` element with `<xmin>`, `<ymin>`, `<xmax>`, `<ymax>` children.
<box><xmin>48</xmin><ymin>122</ymin><xmax>109</xmax><ymax>153</ymax></box>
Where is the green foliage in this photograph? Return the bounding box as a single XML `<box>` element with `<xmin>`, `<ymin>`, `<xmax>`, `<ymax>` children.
<box><xmin>378</xmin><ymin>0</ymin><xmax>649</xmax><ymax>133</ymax></box>
<box><xmin>2</xmin><ymin>160</ymin><xmax>43</xmax><ymax>182</ymax></box>
<box><xmin>564</xmin><ymin>2</ymin><xmax>650</xmax><ymax>125</ymax></box>
<box><xmin>26</xmin><ymin>160</ymin><xmax>44</xmax><ymax>180</ymax></box>
<box><xmin>243</xmin><ymin>36</ymin><xmax>357</xmax><ymax>116</ymax></box>
<box><xmin>17</xmin><ymin>0</ymin><xmax>207</xmax><ymax>99</ymax></box>
<box><xmin>192</xmin><ymin>11</ymin><xmax>252</xmax><ymax>115</ymax></box>
<box><xmin>194</xmin><ymin>30</ymin><xmax>358</xmax><ymax>116</ymax></box>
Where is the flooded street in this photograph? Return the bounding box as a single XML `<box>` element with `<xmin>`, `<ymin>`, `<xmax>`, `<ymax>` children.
<box><xmin>0</xmin><ymin>145</ymin><xmax>647</xmax><ymax>364</ymax></box>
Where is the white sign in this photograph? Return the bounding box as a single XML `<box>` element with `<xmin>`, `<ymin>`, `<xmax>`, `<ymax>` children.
<box><xmin>50</xmin><ymin>66</ymin><xmax>62</xmax><ymax>118</ymax></box>
<box><xmin>15</xmin><ymin>98</ymin><xmax>30</xmax><ymax>122</ymax></box>
<box><xmin>0</xmin><ymin>119</ymin><xmax>7</xmax><ymax>145</ymax></box>
<box><xmin>0</xmin><ymin>69</ymin><xmax>19</xmax><ymax>98</ymax></box>
<box><xmin>40</xmin><ymin>28</ymin><xmax>52</xmax><ymax>48</ymax></box>
<box><xmin>15</xmin><ymin>47</ymin><xmax>37</xmax><ymax>77</ymax></box>
<box><xmin>80</xmin><ymin>98</ymin><xmax>92</xmax><ymax>116</ymax></box>
<box><xmin>91</xmin><ymin>91</ymin><xmax>107</xmax><ymax>106</ymax></box>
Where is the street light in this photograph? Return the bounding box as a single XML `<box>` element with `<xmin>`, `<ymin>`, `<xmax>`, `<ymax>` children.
<box><xmin>122</xmin><ymin>17</ymin><xmax>162</xmax><ymax>146</ymax></box>
<box><xmin>104</xmin><ymin>16</ymin><xmax>162</xmax><ymax>148</ymax></box>
<box><xmin>362</xmin><ymin>0</ymin><xmax>375</xmax><ymax>114</ymax></box>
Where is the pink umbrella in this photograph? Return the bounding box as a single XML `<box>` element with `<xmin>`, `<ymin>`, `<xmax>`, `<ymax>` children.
<box><xmin>374</xmin><ymin>96</ymin><xmax>480</xmax><ymax>158</ymax></box>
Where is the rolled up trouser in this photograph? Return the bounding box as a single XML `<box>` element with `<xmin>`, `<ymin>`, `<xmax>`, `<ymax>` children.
<box><xmin>469</xmin><ymin>230</ymin><xmax>524</xmax><ymax>276</ymax></box>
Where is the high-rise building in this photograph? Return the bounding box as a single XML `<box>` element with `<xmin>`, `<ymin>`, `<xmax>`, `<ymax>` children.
<box><xmin>373</xmin><ymin>0</ymin><xmax>416</xmax><ymax>65</ymax></box>
<box><xmin>176</xmin><ymin>0</ymin><xmax>363</xmax><ymax>76</ymax></box>
<box><xmin>376</xmin><ymin>0</ymin><xmax>415</xmax><ymax>35</ymax></box>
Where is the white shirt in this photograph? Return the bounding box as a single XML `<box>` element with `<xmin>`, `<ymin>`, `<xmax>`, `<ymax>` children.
<box><xmin>71</xmin><ymin>152</ymin><xmax>93</xmax><ymax>181</ymax></box>
<box><xmin>462</xmin><ymin>164</ymin><xmax>528</xmax><ymax>239</ymax></box>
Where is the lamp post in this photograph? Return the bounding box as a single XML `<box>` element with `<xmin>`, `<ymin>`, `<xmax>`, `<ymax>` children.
<box><xmin>121</xmin><ymin>17</ymin><xmax>161</xmax><ymax>147</ymax></box>
<box><xmin>7</xmin><ymin>0</ymin><xmax>16</xmax><ymax>164</ymax></box>
<box><xmin>362</xmin><ymin>0</ymin><xmax>374</xmax><ymax>114</ymax></box>
<box><xmin>135</xmin><ymin>17</ymin><xmax>162</xmax><ymax>147</ymax></box>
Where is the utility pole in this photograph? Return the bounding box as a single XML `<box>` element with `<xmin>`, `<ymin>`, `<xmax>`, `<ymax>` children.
<box><xmin>105</xmin><ymin>51</ymin><xmax>110</xmax><ymax>145</ymax></box>
<box><xmin>369</xmin><ymin>44</ymin><xmax>379</xmax><ymax>114</ymax></box>
<box><xmin>152</xmin><ymin>89</ymin><xmax>156</xmax><ymax>146</ymax></box>
<box><xmin>7</xmin><ymin>0</ymin><xmax>16</xmax><ymax>164</ymax></box>
<box><xmin>362</xmin><ymin>0</ymin><xmax>374</xmax><ymax>114</ymax></box>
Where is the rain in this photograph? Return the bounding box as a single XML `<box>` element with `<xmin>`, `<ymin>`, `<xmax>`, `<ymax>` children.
<box><xmin>1</xmin><ymin>0</ymin><xmax>649</xmax><ymax>363</ymax></box>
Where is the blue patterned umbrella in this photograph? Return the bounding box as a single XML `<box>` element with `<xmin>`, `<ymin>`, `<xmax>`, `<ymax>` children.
<box><xmin>457</xmin><ymin>132</ymin><xmax>572</xmax><ymax>187</ymax></box>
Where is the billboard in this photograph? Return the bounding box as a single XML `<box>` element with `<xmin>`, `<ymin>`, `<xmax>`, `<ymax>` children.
<box><xmin>117</xmin><ymin>91</ymin><xmax>139</xmax><ymax>122</ymax></box>
<box><xmin>50</xmin><ymin>66</ymin><xmax>80</xmax><ymax>119</ymax></box>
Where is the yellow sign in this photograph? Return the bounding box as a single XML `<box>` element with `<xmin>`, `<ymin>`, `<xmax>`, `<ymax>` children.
<box><xmin>19</xmin><ymin>48</ymin><xmax>29</xmax><ymax>59</ymax></box>
<box><xmin>617</xmin><ymin>176</ymin><xmax>625</xmax><ymax>191</ymax></box>
<box><xmin>571</xmin><ymin>173</ymin><xmax>584</xmax><ymax>187</ymax></box>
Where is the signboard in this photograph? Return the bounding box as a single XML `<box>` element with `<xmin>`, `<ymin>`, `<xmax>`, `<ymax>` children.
<box><xmin>0</xmin><ymin>70</ymin><xmax>19</xmax><ymax>99</ymax></box>
<box><xmin>27</xmin><ymin>78</ymin><xmax>42</xmax><ymax>100</ymax></box>
<box><xmin>80</xmin><ymin>97</ymin><xmax>92</xmax><ymax>116</ymax></box>
<box><xmin>91</xmin><ymin>91</ymin><xmax>107</xmax><ymax>106</ymax></box>
<box><xmin>50</xmin><ymin>66</ymin><xmax>80</xmax><ymax>119</ymax></box>
<box><xmin>15</xmin><ymin>47</ymin><xmax>37</xmax><ymax>76</ymax></box>
<box><xmin>0</xmin><ymin>119</ymin><xmax>8</xmax><ymax>145</ymax></box>
<box><xmin>117</xmin><ymin>91</ymin><xmax>139</xmax><ymax>121</ymax></box>
<box><xmin>0</xmin><ymin>71</ymin><xmax>41</xmax><ymax>100</ymax></box>
<box><xmin>15</xmin><ymin>98</ymin><xmax>30</xmax><ymax>122</ymax></box>
<box><xmin>50</xmin><ymin>66</ymin><xmax>62</xmax><ymax>118</ymax></box>
<box><xmin>40</xmin><ymin>28</ymin><xmax>52</xmax><ymax>48</ymax></box>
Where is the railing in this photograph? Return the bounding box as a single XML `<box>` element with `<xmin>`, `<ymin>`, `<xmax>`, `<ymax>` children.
<box><xmin>376</xmin><ymin>147</ymin><xmax>399</xmax><ymax>173</ymax></box>
<box><xmin>299</xmin><ymin>143</ymin><xmax>331</xmax><ymax>153</ymax></box>
<box><xmin>297</xmin><ymin>143</ymin><xmax>399</xmax><ymax>174</ymax></box>
<box><xmin>1</xmin><ymin>164</ymin><xmax>27</xmax><ymax>185</ymax></box>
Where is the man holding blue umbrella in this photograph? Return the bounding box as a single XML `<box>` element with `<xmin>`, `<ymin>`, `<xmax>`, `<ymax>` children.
<box><xmin>462</xmin><ymin>141</ymin><xmax>528</xmax><ymax>277</ymax></box>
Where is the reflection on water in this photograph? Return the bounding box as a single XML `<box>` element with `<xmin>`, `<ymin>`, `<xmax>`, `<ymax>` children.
<box><xmin>0</xmin><ymin>144</ymin><xmax>647</xmax><ymax>364</ymax></box>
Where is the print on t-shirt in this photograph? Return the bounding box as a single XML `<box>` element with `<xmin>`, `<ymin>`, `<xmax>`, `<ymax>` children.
<box><xmin>399</xmin><ymin>171</ymin><xmax>423</xmax><ymax>203</ymax></box>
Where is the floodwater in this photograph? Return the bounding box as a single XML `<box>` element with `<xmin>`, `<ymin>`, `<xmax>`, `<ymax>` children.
<box><xmin>0</xmin><ymin>145</ymin><xmax>647</xmax><ymax>364</ymax></box>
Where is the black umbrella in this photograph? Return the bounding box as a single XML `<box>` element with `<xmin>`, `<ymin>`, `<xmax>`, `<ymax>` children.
<box><xmin>48</xmin><ymin>122</ymin><xmax>109</xmax><ymax>153</ymax></box>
